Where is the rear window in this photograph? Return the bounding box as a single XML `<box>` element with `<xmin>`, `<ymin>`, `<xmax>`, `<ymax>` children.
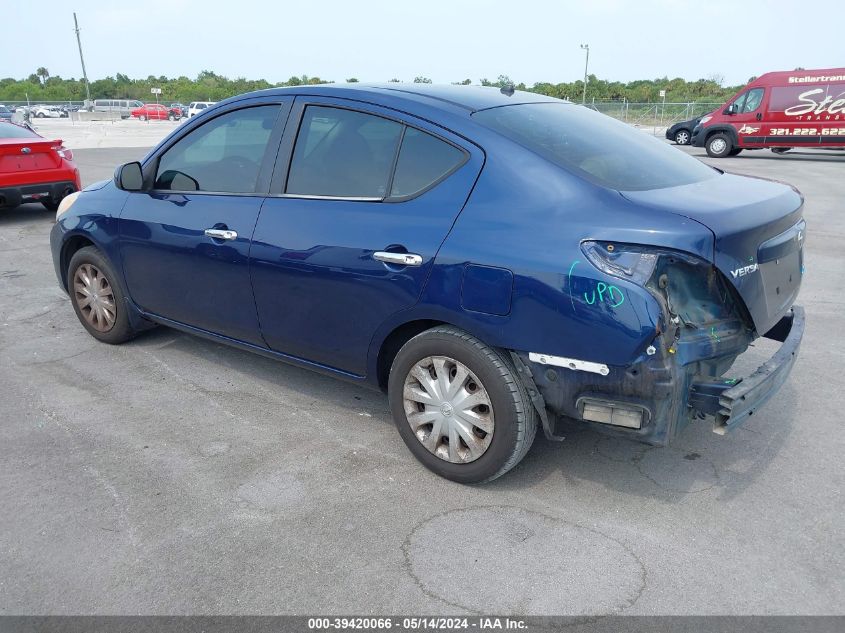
<box><xmin>473</xmin><ymin>103</ymin><xmax>717</xmax><ymax>191</ymax></box>
<box><xmin>0</xmin><ymin>123</ymin><xmax>39</xmax><ymax>139</ymax></box>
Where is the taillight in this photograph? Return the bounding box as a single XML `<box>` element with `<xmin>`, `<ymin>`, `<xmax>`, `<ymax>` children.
<box><xmin>53</xmin><ymin>145</ymin><xmax>73</xmax><ymax>161</ymax></box>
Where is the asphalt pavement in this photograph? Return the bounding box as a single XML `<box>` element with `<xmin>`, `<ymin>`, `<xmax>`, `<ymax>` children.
<box><xmin>0</xmin><ymin>145</ymin><xmax>842</xmax><ymax>615</ymax></box>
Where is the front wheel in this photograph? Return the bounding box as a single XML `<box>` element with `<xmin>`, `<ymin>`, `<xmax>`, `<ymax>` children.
<box><xmin>705</xmin><ymin>132</ymin><xmax>733</xmax><ymax>158</ymax></box>
<box><xmin>674</xmin><ymin>129</ymin><xmax>691</xmax><ymax>145</ymax></box>
<box><xmin>388</xmin><ymin>326</ymin><xmax>538</xmax><ymax>483</ymax></box>
<box><xmin>168</xmin><ymin>114</ymin><xmax>175</xmax><ymax>121</ymax></box>
<box><xmin>67</xmin><ymin>246</ymin><xmax>135</xmax><ymax>344</ymax></box>
<box><xmin>139</xmin><ymin>115</ymin><xmax>146</xmax><ymax>121</ymax></box>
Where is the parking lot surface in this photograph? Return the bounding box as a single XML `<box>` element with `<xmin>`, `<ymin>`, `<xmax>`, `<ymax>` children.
<box><xmin>1</xmin><ymin>144</ymin><xmax>843</xmax><ymax>615</ymax></box>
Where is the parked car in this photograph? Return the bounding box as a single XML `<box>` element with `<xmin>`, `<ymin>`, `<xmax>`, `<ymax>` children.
<box><xmin>51</xmin><ymin>85</ymin><xmax>805</xmax><ymax>483</ymax></box>
<box><xmin>666</xmin><ymin>113</ymin><xmax>711</xmax><ymax>145</ymax></box>
<box><xmin>188</xmin><ymin>101</ymin><xmax>215</xmax><ymax>117</ymax></box>
<box><xmin>692</xmin><ymin>67</ymin><xmax>845</xmax><ymax>157</ymax></box>
<box><xmin>93</xmin><ymin>99</ymin><xmax>144</xmax><ymax>119</ymax></box>
<box><xmin>31</xmin><ymin>105</ymin><xmax>65</xmax><ymax>118</ymax></box>
<box><xmin>131</xmin><ymin>103</ymin><xmax>181</xmax><ymax>121</ymax></box>
<box><xmin>0</xmin><ymin>105</ymin><xmax>12</xmax><ymax>121</ymax></box>
<box><xmin>0</xmin><ymin>121</ymin><xmax>80</xmax><ymax>211</ymax></box>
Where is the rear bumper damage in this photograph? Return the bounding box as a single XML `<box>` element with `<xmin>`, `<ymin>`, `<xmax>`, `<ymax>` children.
<box><xmin>516</xmin><ymin>305</ymin><xmax>804</xmax><ymax>445</ymax></box>
<box><xmin>688</xmin><ymin>306</ymin><xmax>804</xmax><ymax>434</ymax></box>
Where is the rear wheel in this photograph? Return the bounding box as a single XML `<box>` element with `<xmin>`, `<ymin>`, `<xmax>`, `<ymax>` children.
<box><xmin>41</xmin><ymin>200</ymin><xmax>59</xmax><ymax>212</ymax></box>
<box><xmin>728</xmin><ymin>148</ymin><xmax>743</xmax><ymax>156</ymax></box>
<box><xmin>674</xmin><ymin>129</ymin><xmax>691</xmax><ymax>145</ymax></box>
<box><xmin>139</xmin><ymin>115</ymin><xmax>146</xmax><ymax>121</ymax></box>
<box><xmin>168</xmin><ymin>114</ymin><xmax>175</xmax><ymax>121</ymax></box>
<box><xmin>388</xmin><ymin>326</ymin><xmax>538</xmax><ymax>483</ymax></box>
<box><xmin>772</xmin><ymin>147</ymin><xmax>791</xmax><ymax>155</ymax></box>
<box><xmin>67</xmin><ymin>247</ymin><xmax>135</xmax><ymax>344</ymax></box>
<box><xmin>705</xmin><ymin>132</ymin><xmax>733</xmax><ymax>158</ymax></box>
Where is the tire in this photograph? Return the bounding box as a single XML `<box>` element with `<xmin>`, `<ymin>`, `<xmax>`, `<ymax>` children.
<box><xmin>139</xmin><ymin>115</ymin><xmax>146</xmax><ymax>122</ymax></box>
<box><xmin>705</xmin><ymin>132</ymin><xmax>733</xmax><ymax>158</ymax></box>
<box><xmin>36</xmin><ymin>112</ymin><xmax>45</xmax><ymax>118</ymax></box>
<box><xmin>772</xmin><ymin>147</ymin><xmax>791</xmax><ymax>155</ymax></box>
<box><xmin>388</xmin><ymin>326</ymin><xmax>538</xmax><ymax>483</ymax></box>
<box><xmin>168</xmin><ymin>114</ymin><xmax>175</xmax><ymax>121</ymax></box>
<box><xmin>67</xmin><ymin>246</ymin><xmax>135</xmax><ymax>344</ymax></box>
<box><xmin>728</xmin><ymin>148</ymin><xmax>743</xmax><ymax>156</ymax></box>
<box><xmin>674</xmin><ymin>129</ymin><xmax>691</xmax><ymax>145</ymax></box>
<box><xmin>41</xmin><ymin>199</ymin><xmax>59</xmax><ymax>212</ymax></box>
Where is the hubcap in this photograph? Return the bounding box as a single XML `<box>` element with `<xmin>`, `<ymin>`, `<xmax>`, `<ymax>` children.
<box><xmin>676</xmin><ymin>131</ymin><xmax>689</xmax><ymax>144</ymax></box>
<box><xmin>710</xmin><ymin>138</ymin><xmax>727</xmax><ymax>154</ymax></box>
<box><xmin>73</xmin><ymin>263</ymin><xmax>116</xmax><ymax>332</ymax></box>
<box><xmin>402</xmin><ymin>356</ymin><xmax>494</xmax><ymax>464</ymax></box>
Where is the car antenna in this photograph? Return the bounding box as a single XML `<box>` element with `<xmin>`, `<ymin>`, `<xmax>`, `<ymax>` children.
<box><xmin>500</xmin><ymin>83</ymin><xmax>515</xmax><ymax>96</ymax></box>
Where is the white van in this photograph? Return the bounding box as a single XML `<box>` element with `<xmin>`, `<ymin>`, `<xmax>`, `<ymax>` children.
<box><xmin>188</xmin><ymin>102</ymin><xmax>215</xmax><ymax>118</ymax></box>
<box><xmin>93</xmin><ymin>99</ymin><xmax>143</xmax><ymax>119</ymax></box>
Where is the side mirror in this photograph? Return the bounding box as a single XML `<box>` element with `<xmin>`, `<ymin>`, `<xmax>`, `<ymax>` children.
<box><xmin>114</xmin><ymin>161</ymin><xmax>144</xmax><ymax>191</ymax></box>
<box><xmin>724</xmin><ymin>103</ymin><xmax>738</xmax><ymax>115</ymax></box>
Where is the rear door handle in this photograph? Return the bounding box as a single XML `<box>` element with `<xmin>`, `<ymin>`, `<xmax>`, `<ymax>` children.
<box><xmin>204</xmin><ymin>228</ymin><xmax>237</xmax><ymax>241</ymax></box>
<box><xmin>373</xmin><ymin>251</ymin><xmax>423</xmax><ymax>266</ymax></box>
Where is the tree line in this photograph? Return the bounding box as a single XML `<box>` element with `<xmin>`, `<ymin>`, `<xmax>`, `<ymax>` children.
<box><xmin>0</xmin><ymin>69</ymin><xmax>747</xmax><ymax>104</ymax></box>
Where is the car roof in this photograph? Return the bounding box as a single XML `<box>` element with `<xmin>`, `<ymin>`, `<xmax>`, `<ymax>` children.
<box><xmin>235</xmin><ymin>83</ymin><xmax>562</xmax><ymax>115</ymax></box>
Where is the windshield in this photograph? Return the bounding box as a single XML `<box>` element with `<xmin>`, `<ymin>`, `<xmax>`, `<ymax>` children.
<box><xmin>0</xmin><ymin>123</ymin><xmax>39</xmax><ymax>139</ymax></box>
<box><xmin>473</xmin><ymin>103</ymin><xmax>718</xmax><ymax>191</ymax></box>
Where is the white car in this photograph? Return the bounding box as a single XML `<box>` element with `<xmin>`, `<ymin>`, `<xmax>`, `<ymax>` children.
<box><xmin>31</xmin><ymin>105</ymin><xmax>65</xmax><ymax>118</ymax></box>
<box><xmin>187</xmin><ymin>101</ymin><xmax>215</xmax><ymax>118</ymax></box>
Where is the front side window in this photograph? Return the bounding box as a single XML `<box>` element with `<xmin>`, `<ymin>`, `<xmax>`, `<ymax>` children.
<box><xmin>474</xmin><ymin>103</ymin><xmax>717</xmax><ymax>191</ymax></box>
<box><xmin>155</xmin><ymin>105</ymin><xmax>279</xmax><ymax>193</ymax></box>
<box><xmin>740</xmin><ymin>88</ymin><xmax>764</xmax><ymax>113</ymax></box>
<box><xmin>287</xmin><ymin>105</ymin><xmax>403</xmax><ymax>198</ymax></box>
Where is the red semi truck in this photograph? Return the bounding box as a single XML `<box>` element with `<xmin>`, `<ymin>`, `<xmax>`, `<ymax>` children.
<box><xmin>691</xmin><ymin>67</ymin><xmax>845</xmax><ymax>157</ymax></box>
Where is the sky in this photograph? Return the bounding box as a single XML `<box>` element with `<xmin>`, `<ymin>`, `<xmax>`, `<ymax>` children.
<box><xmin>4</xmin><ymin>0</ymin><xmax>842</xmax><ymax>87</ymax></box>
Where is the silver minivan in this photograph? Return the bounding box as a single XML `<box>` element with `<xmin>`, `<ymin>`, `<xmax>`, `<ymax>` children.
<box><xmin>92</xmin><ymin>99</ymin><xmax>143</xmax><ymax>119</ymax></box>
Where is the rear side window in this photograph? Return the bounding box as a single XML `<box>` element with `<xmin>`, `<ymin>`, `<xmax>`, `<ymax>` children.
<box><xmin>473</xmin><ymin>103</ymin><xmax>717</xmax><ymax>191</ymax></box>
<box><xmin>287</xmin><ymin>106</ymin><xmax>403</xmax><ymax>198</ymax></box>
<box><xmin>155</xmin><ymin>105</ymin><xmax>279</xmax><ymax>193</ymax></box>
<box><xmin>390</xmin><ymin>128</ymin><xmax>466</xmax><ymax>198</ymax></box>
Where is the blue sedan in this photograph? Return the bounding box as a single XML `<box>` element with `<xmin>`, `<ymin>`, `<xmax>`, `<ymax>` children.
<box><xmin>50</xmin><ymin>84</ymin><xmax>805</xmax><ymax>482</ymax></box>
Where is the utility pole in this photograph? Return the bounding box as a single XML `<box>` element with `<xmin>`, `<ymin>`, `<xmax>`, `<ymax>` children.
<box><xmin>580</xmin><ymin>44</ymin><xmax>590</xmax><ymax>104</ymax></box>
<box><xmin>73</xmin><ymin>13</ymin><xmax>92</xmax><ymax>104</ymax></box>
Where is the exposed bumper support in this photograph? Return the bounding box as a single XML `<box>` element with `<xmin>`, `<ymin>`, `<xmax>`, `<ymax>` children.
<box><xmin>689</xmin><ymin>306</ymin><xmax>804</xmax><ymax>434</ymax></box>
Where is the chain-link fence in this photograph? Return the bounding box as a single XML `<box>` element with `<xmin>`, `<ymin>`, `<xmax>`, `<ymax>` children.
<box><xmin>584</xmin><ymin>100</ymin><xmax>723</xmax><ymax>129</ymax></box>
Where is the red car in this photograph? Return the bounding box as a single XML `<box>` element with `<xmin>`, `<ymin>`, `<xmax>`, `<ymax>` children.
<box><xmin>131</xmin><ymin>103</ymin><xmax>181</xmax><ymax>121</ymax></box>
<box><xmin>0</xmin><ymin>121</ymin><xmax>80</xmax><ymax>212</ymax></box>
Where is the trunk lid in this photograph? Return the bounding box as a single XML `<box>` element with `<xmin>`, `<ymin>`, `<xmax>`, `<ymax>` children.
<box><xmin>621</xmin><ymin>173</ymin><xmax>804</xmax><ymax>334</ymax></box>
<box><xmin>0</xmin><ymin>137</ymin><xmax>62</xmax><ymax>173</ymax></box>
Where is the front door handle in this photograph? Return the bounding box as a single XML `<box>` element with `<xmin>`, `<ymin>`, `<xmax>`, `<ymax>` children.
<box><xmin>204</xmin><ymin>228</ymin><xmax>237</xmax><ymax>241</ymax></box>
<box><xmin>373</xmin><ymin>251</ymin><xmax>423</xmax><ymax>267</ymax></box>
<box><xmin>756</xmin><ymin>112</ymin><xmax>762</xmax><ymax>120</ymax></box>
